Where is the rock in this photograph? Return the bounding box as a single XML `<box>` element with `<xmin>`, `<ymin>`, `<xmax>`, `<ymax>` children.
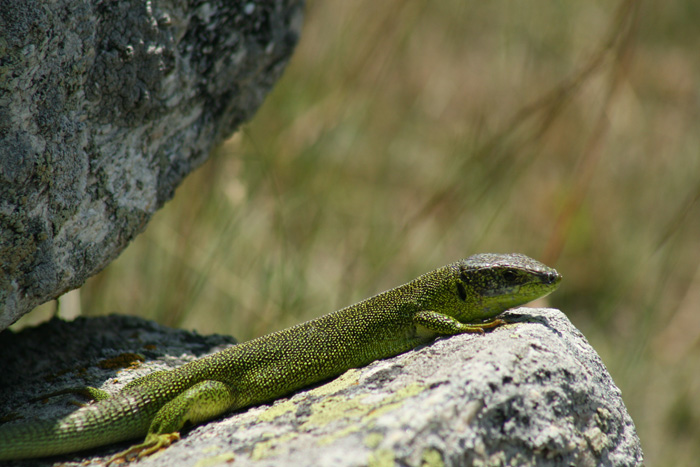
<box><xmin>0</xmin><ymin>308</ymin><xmax>643</xmax><ymax>466</ymax></box>
<box><xmin>0</xmin><ymin>0</ymin><xmax>304</xmax><ymax>330</ymax></box>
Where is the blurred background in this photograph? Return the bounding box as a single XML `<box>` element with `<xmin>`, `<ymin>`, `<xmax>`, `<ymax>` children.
<box><xmin>16</xmin><ymin>0</ymin><xmax>699</xmax><ymax>464</ymax></box>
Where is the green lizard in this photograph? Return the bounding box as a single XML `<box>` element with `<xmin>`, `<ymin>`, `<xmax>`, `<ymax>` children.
<box><xmin>0</xmin><ymin>253</ymin><xmax>560</xmax><ymax>463</ymax></box>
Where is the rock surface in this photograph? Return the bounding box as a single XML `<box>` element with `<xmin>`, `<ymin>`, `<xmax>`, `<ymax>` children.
<box><xmin>0</xmin><ymin>0</ymin><xmax>304</xmax><ymax>330</ymax></box>
<box><xmin>0</xmin><ymin>308</ymin><xmax>643</xmax><ymax>466</ymax></box>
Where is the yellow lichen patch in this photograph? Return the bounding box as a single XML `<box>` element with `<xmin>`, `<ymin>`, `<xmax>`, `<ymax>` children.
<box><xmin>369</xmin><ymin>382</ymin><xmax>425</xmax><ymax>413</ymax></box>
<box><xmin>303</xmin><ymin>395</ymin><xmax>371</xmax><ymax>429</ymax></box>
<box><xmin>254</xmin><ymin>374</ymin><xmax>424</xmax><ymax>457</ymax></box>
<box><xmin>257</xmin><ymin>399</ymin><xmax>298</xmax><ymax>423</ymax></box>
<box><xmin>317</xmin><ymin>424</ymin><xmax>362</xmax><ymax>446</ymax></box>
<box><xmin>363</xmin><ymin>384</ymin><xmax>424</xmax><ymax>420</ymax></box>
<box><xmin>97</xmin><ymin>353</ymin><xmax>145</xmax><ymax>370</ymax></box>
<box><xmin>257</xmin><ymin>370</ymin><xmax>361</xmax><ymax>424</ymax></box>
<box><xmin>307</xmin><ymin>382</ymin><xmax>427</xmax><ymax>446</ymax></box>
<box><xmin>308</xmin><ymin>369</ymin><xmax>361</xmax><ymax>397</ymax></box>
<box><xmin>367</xmin><ymin>448</ymin><xmax>395</xmax><ymax>467</ymax></box>
<box><xmin>421</xmin><ymin>448</ymin><xmax>445</xmax><ymax>467</ymax></box>
<box><xmin>250</xmin><ymin>432</ymin><xmax>299</xmax><ymax>461</ymax></box>
<box><xmin>364</xmin><ymin>432</ymin><xmax>384</xmax><ymax>449</ymax></box>
<box><xmin>194</xmin><ymin>452</ymin><xmax>236</xmax><ymax>467</ymax></box>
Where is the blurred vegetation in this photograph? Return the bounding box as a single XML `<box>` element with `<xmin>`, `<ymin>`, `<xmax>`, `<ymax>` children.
<box><xmin>17</xmin><ymin>0</ymin><xmax>700</xmax><ymax>464</ymax></box>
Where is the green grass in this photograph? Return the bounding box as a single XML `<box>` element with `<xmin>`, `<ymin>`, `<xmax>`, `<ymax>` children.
<box><xmin>19</xmin><ymin>0</ymin><xmax>700</xmax><ymax>464</ymax></box>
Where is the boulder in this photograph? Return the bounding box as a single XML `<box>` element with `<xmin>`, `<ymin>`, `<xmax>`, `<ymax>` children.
<box><xmin>0</xmin><ymin>0</ymin><xmax>304</xmax><ymax>329</ymax></box>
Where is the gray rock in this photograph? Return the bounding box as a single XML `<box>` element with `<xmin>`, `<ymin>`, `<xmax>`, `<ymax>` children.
<box><xmin>0</xmin><ymin>308</ymin><xmax>643</xmax><ymax>466</ymax></box>
<box><xmin>0</xmin><ymin>0</ymin><xmax>304</xmax><ymax>329</ymax></box>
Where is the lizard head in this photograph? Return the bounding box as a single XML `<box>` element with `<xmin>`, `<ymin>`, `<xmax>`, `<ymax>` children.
<box><xmin>437</xmin><ymin>253</ymin><xmax>561</xmax><ymax>323</ymax></box>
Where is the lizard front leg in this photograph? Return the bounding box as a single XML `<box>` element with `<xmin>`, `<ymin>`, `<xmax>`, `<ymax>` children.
<box><xmin>413</xmin><ymin>310</ymin><xmax>506</xmax><ymax>335</ymax></box>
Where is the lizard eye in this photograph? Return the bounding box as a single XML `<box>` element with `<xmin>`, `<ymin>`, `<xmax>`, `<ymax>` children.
<box><xmin>502</xmin><ymin>269</ymin><xmax>519</xmax><ymax>284</ymax></box>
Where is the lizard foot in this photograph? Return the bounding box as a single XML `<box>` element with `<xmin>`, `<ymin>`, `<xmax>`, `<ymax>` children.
<box><xmin>474</xmin><ymin>317</ymin><xmax>507</xmax><ymax>331</ymax></box>
<box><xmin>105</xmin><ymin>432</ymin><xmax>180</xmax><ymax>465</ymax></box>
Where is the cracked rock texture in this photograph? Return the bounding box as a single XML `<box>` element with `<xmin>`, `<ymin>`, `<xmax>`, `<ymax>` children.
<box><xmin>0</xmin><ymin>0</ymin><xmax>303</xmax><ymax>330</ymax></box>
<box><xmin>0</xmin><ymin>308</ymin><xmax>644</xmax><ymax>466</ymax></box>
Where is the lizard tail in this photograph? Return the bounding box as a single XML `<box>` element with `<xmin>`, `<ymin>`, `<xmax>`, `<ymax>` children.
<box><xmin>0</xmin><ymin>407</ymin><xmax>150</xmax><ymax>460</ymax></box>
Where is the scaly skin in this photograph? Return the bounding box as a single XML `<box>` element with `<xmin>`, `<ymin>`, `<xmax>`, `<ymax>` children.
<box><xmin>0</xmin><ymin>253</ymin><xmax>561</xmax><ymax>462</ymax></box>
